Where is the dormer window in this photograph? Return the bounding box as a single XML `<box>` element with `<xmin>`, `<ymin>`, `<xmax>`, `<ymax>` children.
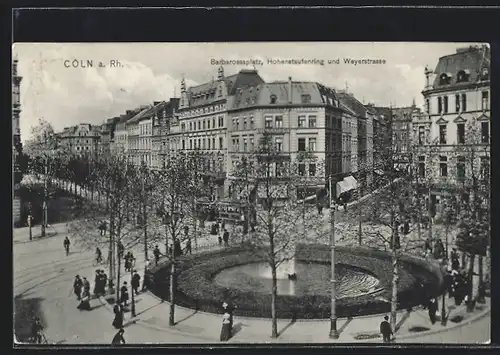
<box><xmin>480</xmin><ymin>68</ymin><xmax>489</xmax><ymax>80</ymax></box>
<box><xmin>456</xmin><ymin>70</ymin><xmax>469</xmax><ymax>83</ymax></box>
<box><xmin>270</xmin><ymin>95</ymin><xmax>277</xmax><ymax>104</ymax></box>
<box><xmin>439</xmin><ymin>73</ymin><xmax>451</xmax><ymax>85</ymax></box>
<box><xmin>301</xmin><ymin>94</ymin><xmax>311</xmax><ymax>104</ymax></box>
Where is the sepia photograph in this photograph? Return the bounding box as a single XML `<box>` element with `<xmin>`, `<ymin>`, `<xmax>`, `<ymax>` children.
<box><xmin>12</xmin><ymin>42</ymin><xmax>491</xmax><ymax>345</ymax></box>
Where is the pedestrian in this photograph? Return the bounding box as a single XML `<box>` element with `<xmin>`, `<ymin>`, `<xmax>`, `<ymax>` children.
<box><xmin>73</xmin><ymin>275</ymin><xmax>83</xmax><ymax>301</ymax></box>
<box><xmin>63</xmin><ymin>237</ymin><xmax>70</xmax><ymax>256</ymax></box>
<box><xmin>379</xmin><ymin>315</ymin><xmax>393</xmax><ymax>343</ymax></box>
<box><xmin>111</xmin><ymin>328</ymin><xmax>126</xmax><ymax>345</ymax></box>
<box><xmin>451</xmin><ymin>248</ymin><xmax>460</xmax><ymax>270</ymax></box>
<box><xmin>83</xmin><ymin>277</ymin><xmax>90</xmax><ymax>294</ymax></box>
<box><xmin>131</xmin><ymin>270</ymin><xmax>141</xmax><ymax>295</ymax></box>
<box><xmin>424</xmin><ymin>237</ymin><xmax>432</xmax><ymax>257</ymax></box>
<box><xmin>101</xmin><ymin>270</ymin><xmax>108</xmax><ymax>295</ymax></box>
<box><xmin>120</xmin><ymin>282</ymin><xmax>129</xmax><ymax>307</ymax></box>
<box><xmin>317</xmin><ymin>203</ymin><xmax>323</xmax><ymax>215</ymax></box>
<box><xmin>220</xmin><ymin>312</ymin><xmax>231</xmax><ymax>341</ymax></box>
<box><xmin>117</xmin><ymin>241</ymin><xmax>124</xmax><ymax>259</ymax></box>
<box><xmin>428</xmin><ymin>298</ymin><xmax>438</xmax><ymax>324</ymax></box>
<box><xmin>222</xmin><ymin>300</ymin><xmax>236</xmax><ymax>334</ymax></box>
<box><xmin>124</xmin><ymin>252</ymin><xmax>131</xmax><ymax>272</ymax></box>
<box><xmin>185</xmin><ymin>238</ymin><xmax>192</xmax><ymax>255</ymax></box>
<box><xmin>112</xmin><ymin>304</ymin><xmax>124</xmax><ymax>329</ymax></box>
<box><xmin>93</xmin><ymin>269</ymin><xmax>100</xmax><ymax>296</ymax></box>
<box><xmin>174</xmin><ymin>239</ymin><xmax>183</xmax><ymax>258</ymax></box>
<box><xmin>31</xmin><ymin>317</ymin><xmax>44</xmax><ymax>344</ymax></box>
<box><xmin>77</xmin><ymin>289</ymin><xmax>91</xmax><ymax>311</ymax></box>
<box><xmin>223</xmin><ymin>229</ymin><xmax>229</xmax><ymax>247</ymax></box>
<box><xmin>153</xmin><ymin>245</ymin><xmax>160</xmax><ymax>266</ymax></box>
<box><xmin>142</xmin><ymin>258</ymin><xmax>150</xmax><ymax>291</ymax></box>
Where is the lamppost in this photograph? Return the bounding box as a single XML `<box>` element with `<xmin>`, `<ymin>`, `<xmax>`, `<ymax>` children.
<box><xmin>130</xmin><ymin>256</ymin><xmax>137</xmax><ymax>317</ymax></box>
<box><xmin>328</xmin><ymin>175</ymin><xmax>339</xmax><ymax>339</ymax></box>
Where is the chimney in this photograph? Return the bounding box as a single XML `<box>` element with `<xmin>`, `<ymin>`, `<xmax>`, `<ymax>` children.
<box><xmin>288</xmin><ymin>77</ymin><xmax>292</xmax><ymax>104</ymax></box>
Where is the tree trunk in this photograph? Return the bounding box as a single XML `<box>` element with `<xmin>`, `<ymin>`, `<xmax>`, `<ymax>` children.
<box><xmin>108</xmin><ymin>218</ymin><xmax>115</xmax><ymax>293</ymax></box>
<box><xmin>143</xmin><ymin>201</ymin><xmax>148</xmax><ymax>261</ymax></box>
<box><xmin>467</xmin><ymin>253</ymin><xmax>476</xmax><ymax>310</ymax></box>
<box><xmin>358</xmin><ymin>183</ymin><xmax>362</xmax><ymax>246</ymax></box>
<box><xmin>169</xmin><ymin>261</ymin><xmax>176</xmax><ymax>326</ymax></box>
<box><xmin>271</xmin><ymin>264</ymin><xmax>278</xmax><ymax>338</ymax></box>
<box><xmin>390</xmin><ymin>212</ymin><xmax>399</xmax><ymax>332</ymax></box>
<box><xmin>478</xmin><ymin>255</ymin><xmax>484</xmax><ymax>299</ymax></box>
<box><xmin>116</xmin><ymin>244</ymin><xmax>122</xmax><ymax>304</ymax></box>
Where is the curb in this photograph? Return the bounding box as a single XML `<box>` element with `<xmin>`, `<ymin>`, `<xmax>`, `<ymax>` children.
<box><xmin>97</xmin><ymin>293</ymin><xmax>490</xmax><ymax>343</ymax></box>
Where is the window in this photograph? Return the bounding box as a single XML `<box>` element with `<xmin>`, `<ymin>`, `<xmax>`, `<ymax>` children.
<box><xmin>482</xmin><ymin>91</ymin><xmax>489</xmax><ymax>110</ymax></box>
<box><xmin>301</xmin><ymin>94</ymin><xmax>311</xmax><ymax>104</ymax></box>
<box><xmin>481</xmin><ymin>122</ymin><xmax>489</xmax><ymax>143</ymax></box>
<box><xmin>219</xmin><ymin>137</ymin><xmax>223</xmax><ymax>149</ymax></box>
<box><xmin>203</xmin><ymin>121</ymin><xmax>206</xmax><ymax>130</ymax></box>
<box><xmin>439</xmin><ymin>156</ymin><xmax>448</xmax><ymax>177</ymax></box>
<box><xmin>309</xmin><ymin>164</ymin><xmax>316</xmax><ymax>177</ymax></box>
<box><xmin>235</xmin><ymin>119</ymin><xmax>239</xmax><ymax>130</ymax></box>
<box><xmin>308</xmin><ymin>116</ymin><xmax>317</xmax><ymax>128</ymax></box>
<box><xmin>243</xmin><ymin>138</ymin><xmax>248</xmax><ymax>152</ymax></box>
<box><xmin>202</xmin><ymin>139</ymin><xmax>206</xmax><ymax>149</ymax></box>
<box><xmin>275</xmin><ymin>137</ymin><xmax>283</xmax><ymax>152</ymax></box>
<box><xmin>298</xmin><ymin>138</ymin><xmax>306</xmax><ymax>151</ymax></box>
<box><xmin>457</xmin><ymin>123</ymin><xmax>465</xmax><ymax>144</ymax></box>
<box><xmin>443</xmin><ymin>96</ymin><xmax>448</xmax><ymax>114</ymax></box>
<box><xmin>308</xmin><ymin>137</ymin><xmax>316</xmax><ymax>151</ymax></box>
<box><xmin>218</xmin><ymin>116</ymin><xmax>224</xmax><ymax>127</ymax></box>
<box><xmin>189</xmin><ymin>122</ymin><xmax>193</xmax><ymax>131</ymax></box>
<box><xmin>457</xmin><ymin>70</ymin><xmax>469</xmax><ymax>83</ymax></box>
<box><xmin>250</xmin><ymin>137</ymin><xmax>254</xmax><ymax>150</ymax></box>
<box><xmin>198</xmin><ymin>138</ymin><xmax>201</xmax><ymax>148</ymax></box>
<box><xmin>212</xmin><ymin>138</ymin><xmax>215</xmax><ymax>149</ymax></box>
<box><xmin>275</xmin><ymin>115</ymin><xmax>283</xmax><ymax>128</ymax></box>
<box><xmin>250</xmin><ymin>116</ymin><xmax>254</xmax><ymax>129</ymax></box>
<box><xmin>198</xmin><ymin>121</ymin><xmax>201</xmax><ymax>130</ymax></box>
<box><xmin>461</xmin><ymin>93</ymin><xmax>467</xmax><ymax>112</ymax></box>
<box><xmin>439</xmin><ymin>73</ymin><xmax>450</xmax><ymax>85</ymax></box>
<box><xmin>270</xmin><ymin>95</ymin><xmax>277</xmax><ymax>104</ymax></box>
<box><xmin>213</xmin><ymin>118</ymin><xmax>216</xmax><ymax>128</ymax></box>
<box><xmin>182</xmin><ymin>140</ymin><xmax>185</xmax><ymax>150</ymax></box>
<box><xmin>243</xmin><ymin>118</ymin><xmax>247</xmax><ymax>130</ymax></box>
<box><xmin>233</xmin><ymin>139</ymin><xmax>239</xmax><ymax>152</ymax></box>
<box><xmin>189</xmin><ymin>139</ymin><xmax>193</xmax><ymax>150</ymax></box>
<box><xmin>455</xmin><ymin>94</ymin><xmax>460</xmax><ymax>112</ymax></box>
<box><xmin>298</xmin><ymin>164</ymin><xmax>306</xmax><ymax>176</ymax></box>
<box><xmin>275</xmin><ymin>162</ymin><xmax>283</xmax><ymax>177</ymax></box>
<box><xmin>426</xmin><ymin>99</ymin><xmax>430</xmax><ymax>114</ymax></box>
<box><xmin>438</xmin><ymin>97</ymin><xmax>442</xmax><ymax>113</ymax></box>
<box><xmin>298</xmin><ymin>116</ymin><xmax>306</xmax><ymax>128</ymax></box>
<box><xmin>418</xmin><ymin>126</ymin><xmax>425</xmax><ymax>145</ymax></box>
<box><xmin>439</xmin><ymin>125</ymin><xmax>447</xmax><ymax>144</ymax></box>
<box><xmin>207</xmin><ymin>120</ymin><xmax>210</xmax><ymax>129</ymax></box>
<box><xmin>418</xmin><ymin>156</ymin><xmax>425</xmax><ymax>178</ymax></box>
<box><xmin>457</xmin><ymin>156</ymin><xmax>466</xmax><ymax>180</ymax></box>
<box><xmin>265</xmin><ymin>116</ymin><xmax>273</xmax><ymax>128</ymax></box>
<box><xmin>480</xmin><ymin>68</ymin><xmax>489</xmax><ymax>81</ymax></box>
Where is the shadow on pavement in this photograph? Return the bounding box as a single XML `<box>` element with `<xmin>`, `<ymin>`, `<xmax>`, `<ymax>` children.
<box><xmin>14</xmin><ymin>295</ymin><xmax>45</xmax><ymax>343</ymax></box>
<box><xmin>395</xmin><ymin>310</ymin><xmax>412</xmax><ymax>332</ymax></box>
<box><xmin>175</xmin><ymin>310</ymin><xmax>198</xmax><ymax>325</ymax></box>
<box><xmin>338</xmin><ymin>316</ymin><xmax>353</xmax><ymax>335</ymax></box>
<box><xmin>277</xmin><ymin>318</ymin><xmax>296</xmax><ymax>337</ymax></box>
<box><xmin>232</xmin><ymin>322</ymin><xmax>246</xmax><ymax>337</ymax></box>
<box><xmin>135</xmin><ymin>301</ymin><xmax>163</xmax><ymax>317</ymax></box>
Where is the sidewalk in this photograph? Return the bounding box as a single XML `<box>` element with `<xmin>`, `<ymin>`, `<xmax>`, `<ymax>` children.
<box><xmin>98</xmin><ymin>264</ymin><xmax>490</xmax><ymax>343</ymax></box>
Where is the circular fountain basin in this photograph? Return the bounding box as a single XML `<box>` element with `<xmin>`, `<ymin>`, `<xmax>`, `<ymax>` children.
<box><xmin>213</xmin><ymin>262</ymin><xmax>382</xmax><ymax>297</ymax></box>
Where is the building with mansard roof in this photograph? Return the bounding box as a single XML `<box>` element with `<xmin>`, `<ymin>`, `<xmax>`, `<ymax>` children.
<box><xmin>56</xmin><ymin>123</ymin><xmax>102</xmax><ymax>157</ymax></box>
<box><xmin>417</xmin><ymin>44</ymin><xmax>490</xmax><ymax>204</ymax></box>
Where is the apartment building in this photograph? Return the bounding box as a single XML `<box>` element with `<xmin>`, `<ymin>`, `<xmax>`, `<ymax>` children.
<box><xmin>126</xmin><ymin>105</ymin><xmax>153</xmax><ymax>167</ymax></box>
<box><xmin>99</xmin><ymin>117</ymin><xmax>120</xmax><ymax>156</ymax></box>
<box><xmin>56</xmin><ymin>123</ymin><xmax>101</xmax><ymax>156</ymax></box>
<box><xmin>417</xmin><ymin>45</ymin><xmax>490</xmax><ymax>201</ymax></box>
<box><xmin>151</xmin><ymin>98</ymin><xmax>179</xmax><ymax>170</ymax></box>
<box><xmin>172</xmin><ymin>67</ymin><xmax>265</xmax><ymax>199</ymax></box>
<box><xmin>112</xmin><ymin>108</ymin><xmax>142</xmax><ymax>156</ymax></box>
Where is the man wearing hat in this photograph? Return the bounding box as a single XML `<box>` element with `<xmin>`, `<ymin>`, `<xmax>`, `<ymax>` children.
<box><xmin>131</xmin><ymin>270</ymin><xmax>141</xmax><ymax>296</ymax></box>
<box><xmin>379</xmin><ymin>315</ymin><xmax>393</xmax><ymax>343</ymax></box>
<box><xmin>83</xmin><ymin>277</ymin><xmax>90</xmax><ymax>294</ymax></box>
<box><xmin>120</xmin><ymin>281</ymin><xmax>129</xmax><ymax>307</ymax></box>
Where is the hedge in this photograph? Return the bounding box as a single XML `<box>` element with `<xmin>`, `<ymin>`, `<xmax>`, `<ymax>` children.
<box><xmin>146</xmin><ymin>244</ymin><xmax>443</xmax><ymax>319</ymax></box>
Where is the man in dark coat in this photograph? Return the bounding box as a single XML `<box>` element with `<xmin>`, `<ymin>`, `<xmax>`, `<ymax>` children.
<box><xmin>112</xmin><ymin>304</ymin><xmax>124</xmax><ymax>329</ymax></box>
<box><xmin>73</xmin><ymin>275</ymin><xmax>83</xmax><ymax>301</ymax></box>
<box><xmin>63</xmin><ymin>237</ymin><xmax>70</xmax><ymax>256</ymax></box>
<box><xmin>120</xmin><ymin>282</ymin><xmax>129</xmax><ymax>307</ymax></box>
<box><xmin>451</xmin><ymin>248</ymin><xmax>460</xmax><ymax>270</ymax></box>
<box><xmin>153</xmin><ymin>245</ymin><xmax>160</xmax><ymax>266</ymax></box>
<box><xmin>223</xmin><ymin>229</ymin><xmax>229</xmax><ymax>247</ymax></box>
<box><xmin>428</xmin><ymin>298</ymin><xmax>438</xmax><ymax>324</ymax></box>
<box><xmin>131</xmin><ymin>271</ymin><xmax>141</xmax><ymax>295</ymax></box>
<box><xmin>82</xmin><ymin>277</ymin><xmax>90</xmax><ymax>294</ymax></box>
<box><xmin>185</xmin><ymin>238</ymin><xmax>192</xmax><ymax>255</ymax></box>
<box><xmin>380</xmin><ymin>315</ymin><xmax>393</xmax><ymax>343</ymax></box>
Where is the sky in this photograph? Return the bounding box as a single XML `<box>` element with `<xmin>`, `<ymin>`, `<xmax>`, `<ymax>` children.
<box><xmin>13</xmin><ymin>42</ymin><xmax>484</xmax><ymax>142</ymax></box>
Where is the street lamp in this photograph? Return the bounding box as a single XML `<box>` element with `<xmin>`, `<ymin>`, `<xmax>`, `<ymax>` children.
<box><xmin>328</xmin><ymin>175</ymin><xmax>339</xmax><ymax>339</ymax></box>
<box><xmin>130</xmin><ymin>256</ymin><xmax>137</xmax><ymax>317</ymax></box>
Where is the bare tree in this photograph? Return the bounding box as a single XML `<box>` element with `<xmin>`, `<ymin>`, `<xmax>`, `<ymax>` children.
<box><xmin>231</xmin><ymin>133</ymin><xmax>312</xmax><ymax>338</ymax></box>
<box><xmin>153</xmin><ymin>152</ymin><xmax>197</xmax><ymax>326</ymax></box>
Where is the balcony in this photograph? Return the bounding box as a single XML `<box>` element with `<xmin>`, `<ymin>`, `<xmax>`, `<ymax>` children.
<box><xmin>256</xmin><ymin>127</ymin><xmax>290</xmax><ymax>135</ymax></box>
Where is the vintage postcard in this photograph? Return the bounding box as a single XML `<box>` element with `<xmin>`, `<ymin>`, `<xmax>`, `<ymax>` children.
<box><xmin>12</xmin><ymin>42</ymin><xmax>490</xmax><ymax>345</ymax></box>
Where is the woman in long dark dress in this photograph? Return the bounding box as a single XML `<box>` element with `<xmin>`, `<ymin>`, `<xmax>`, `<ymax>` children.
<box><xmin>77</xmin><ymin>289</ymin><xmax>91</xmax><ymax>310</ymax></box>
<box><xmin>220</xmin><ymin>312</ymin><xmax>231</xmax><ymax>341</ymax></box>
<box><xmin>112</xmin><ymin>304</ymin><xmax>124</xmax><ymax>329</ymax></box>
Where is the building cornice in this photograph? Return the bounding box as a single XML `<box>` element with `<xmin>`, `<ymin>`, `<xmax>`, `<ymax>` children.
<box><xmin>422</xmin><ymin>81</ymin><xmax>490</xmax><ymax>95</ymax></box>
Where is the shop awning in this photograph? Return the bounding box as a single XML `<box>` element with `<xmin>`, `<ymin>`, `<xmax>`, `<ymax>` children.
<box><xmin>336</xmin><ymin>176</ymin><xmax>358</xmax><ymax>198</ymax></box>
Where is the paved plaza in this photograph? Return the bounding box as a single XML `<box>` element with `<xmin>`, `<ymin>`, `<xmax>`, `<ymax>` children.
<box><xmin>13</xmin><ymin>185</ymin><xmax>491</xmax><ymax>344</ymax></box>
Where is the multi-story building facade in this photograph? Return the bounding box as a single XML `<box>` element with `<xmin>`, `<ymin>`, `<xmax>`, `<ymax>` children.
<box><xmin>173</xmin><ymin>67</ymin><xmax>265</xmax><ymax>199</ymax></box>
<box><xmin>99</xmin><ymin>117</ymin><xmax>120</xmax><ymax>156</ymax></box>
<box><xmin>417</xmin><ymin>44</ymin><xmax>490</xmax><ymax>202</ymax></box>
<box><xmin>150</xmin><ymin>98</ymin><xmax>179</xmax><ymax>170</ymax></box>
<box><xmin>126</xmin><ymin>105</ymin><xmax>152</xmax><ymax>167</ymax></box>
<box><xmin>112</xmin><ymin>108</ymin><xmax>142</xmax><ymax>156</ymax></box>
<box><xmin>226</xmin><ymin>79</ymin><xmax>344</xmax><ymax>199</ymax></box>
<box><xmin>13</xmin><ymin>54</ymin><xmax>23</xmax><ymax>224</ymax></box>
<box><xmin>368</xmin><ymin>105</ymin><xmax>393</xmax><ymax>172</ymax></box>
<box><xmin>56</xmin><ymin>123</ymin><xmax>101</xmax><ymax>157</ymax></box>
<box><xmin>391</xmin><ymin>104</ymin><xmax>422</xmax><ymax>171</ymax></box>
